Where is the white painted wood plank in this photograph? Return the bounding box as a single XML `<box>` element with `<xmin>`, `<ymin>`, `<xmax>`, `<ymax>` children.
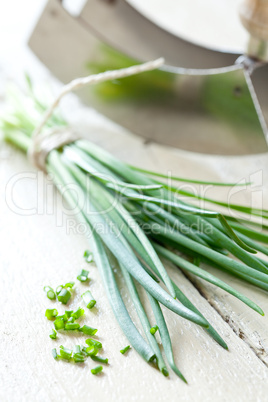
<box><xmin>0</xmin><ymin>1</ymin><xmax>268</xmax><ymax>398</ymax></box>
<box><xmin>1</xmin><ymin>108</ymin><xmax>268</xmax><ymax>401</ymax></box>
<box><xmin>135</xmin><ymin>142</ymin><xmax>268</xmax><ymax>367</ymax></box>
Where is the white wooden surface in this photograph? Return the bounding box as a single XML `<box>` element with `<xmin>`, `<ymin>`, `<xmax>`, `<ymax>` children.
<box><xmin>1</xmin><ymin>1</ymin><xmax>268</xmax><ymax>401</ymax></box>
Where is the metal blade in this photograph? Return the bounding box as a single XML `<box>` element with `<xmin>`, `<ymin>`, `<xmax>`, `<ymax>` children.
<box><xmin>29</xmin><ymin>0</ymin><xmax>268</xmax><ymax>155</ymax></box>
<box><xmin>251</xmin><ymin>63</ymin><xmax>268</xmax><ymax>145</ymax></box>
<box><xmin>78</xmin><ymin>0</ymin><xmax>239</xmax><ymax>69</ymax></box>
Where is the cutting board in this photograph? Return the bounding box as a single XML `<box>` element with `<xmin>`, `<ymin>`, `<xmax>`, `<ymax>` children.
<box><xmin>1</xmin><ymin>1</ymin><xmax>268</xmax><ymax>401</ymax></box>
<box><xmin>1</xmin><ymin>88</ymin><xmax>268</xmax><ymax>401</ymax></box>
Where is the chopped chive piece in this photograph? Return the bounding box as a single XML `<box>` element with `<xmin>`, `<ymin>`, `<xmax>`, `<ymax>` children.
<box><xmin>81</xmin><ymin>290</ymin><xmax>96</xmax><ymax>309</ymax></box>
<box><xmin>73</xmin><ymin>353</ymin><xmax>85</xmax><ymax>363</ymax></box>
<box><xmin>150</xmin><ymin>325</ymin><xmax>159</xmax><ymax>335</ymax></box>
<box><xmin>49</xmin><ymin>329</ymin><xmax>57</xmax><ymax>340</ymax></box>
<box><xmin>65</xmin><ymin>310</ymin><xmax>73</xmax><ymax>318</ymax></box>
<box><xmin>120</xmin><ymin>345</ymin><xmax>131</xmax><ymax>355</ymax></box>
<box><xmin>44</xmin><ymin>286</ymin><xmax>56</xmax><ymax>300</ymax></box>
<box><xmin>91</xmin><ymin>355</ymin><xmax>108</xmax><ymax>364</ymax></box>
<box><xmin>45</xmin><ymin>308</ymin><xmax>58</xmax><ymax>320</ymax></box>
<box><xmin>85</xmin><ymin>346</ymin><xmax>98</xmax><ymax>356</ymax></box>
<box><xmin>67</xmin><ymin>317</ymin><xmax>75</xmax><ymax>323</ymax></box>
<box><xmin>79</xmin><ymin>325</ymin><xmax>98</xmax><ymax>336</ymax></box>
<box><xmin>59</xmin><ymin>345</ymin><xmax>72</xmax><ymax>361</ymax></box>
<box><xmin>52</xmin><ymin>348</ymin><xmax>58</xmax><ymax>360</ymax></box>
<box><xmin>73</xmin><ymin>346</ymin><xmax>85</xmax><ymax>361</ymax></box>
<box><xmin>65</xmin><ymin>322</ymin><xmax>80</xmax><ymax>331</ymax></box>
<box><xmin>54</xmin><ymin>317</ymin><xmax>65</xmax><ymax>330</ymax></box>
<box><xmin>73</xmin><ymin>345</ymin><xmax>81</xmax><ymax>354</ymax></box>
<box><xmin>85</xmin><ymin>339</ymin><xmax>102</xmax><ymax>349</ymax></box>
<box><xmin>77</xmin><ymin>275</ymin><xmax>88</xmax><ymax>283</ymax></box>
<box><xmin>56</xmin><ymin>285</ymin><xmax>63</xmax><ymax>295</ymax></box>
<box><xmin>81</xmin><ymin>346</ymin><xmax>91</xmax><ymax>356</ymax></box>
<box><xmin>47</xmin><ymin>290</ymin><xmax>56</xmax><ymax>300</ymax></box>
<box><xmin>91</xmin><ymin>365</ymin><xmax>103</xmax><ymax>375</ymax></box>
<box><xmin>77</xmin><ymin>269</ymin><xmax>90</xmax><ymax>282</ymax></box>
<box><xmin>57</xmin><ymin>288</ymin><xmax>71</xmax><ymax>304</ymax></box>
<box><xmin>84</xmin><ymin>250</ymin><xmax>94</xmax><ymax>263</ymax></box>
<box><xmin>85</xmin><ymin>347</ymin><xmax>98</xmax><ymax>356</ymax></box>
<box><xmin>64</xmin><ymin>282</ymin><xmax>75</xmax><ymax>289</ymax></box>
<box><xmin>57</xmin><ymin>313</ymin><xmax>68</xmax><ymax>322</ymax></box>
<box><xmin>71</xmin><ymin>307</ymin><xmax>85</xmax><ymax>320</ymax></box>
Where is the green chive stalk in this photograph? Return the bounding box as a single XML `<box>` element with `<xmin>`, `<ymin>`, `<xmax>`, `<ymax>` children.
<box><xmin>1</xmin><ymin>80</ymin><xmax>268</xmax><ymax>381</ymax></box>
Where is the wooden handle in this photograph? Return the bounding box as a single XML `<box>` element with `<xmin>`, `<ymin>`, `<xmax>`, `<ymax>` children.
<box><xmin>239</xmin><ymin>0</ymin><xmax>268</xmax><ymax>60</ymax></box>
<box><xmin>240</xmin><ymin>0</ymin><xmax>268</xmax><ymax>41</ymax></box>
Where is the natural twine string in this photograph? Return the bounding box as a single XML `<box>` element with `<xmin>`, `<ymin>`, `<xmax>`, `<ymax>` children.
<box><xmin>27</xmin><ymin>57</ymin><xmax>165</xmax><ymax>172</ymax></box>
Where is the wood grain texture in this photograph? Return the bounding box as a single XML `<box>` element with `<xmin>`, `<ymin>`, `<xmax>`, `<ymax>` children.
<box><xmin>1</xmin><ymin>94</ymin><xmax>268</xmax><ymax>401</ymax></box>
<box><xmin>0</xmin><ymin>2</ymin><xmax>268</xmax><ymax>397</ymax></box>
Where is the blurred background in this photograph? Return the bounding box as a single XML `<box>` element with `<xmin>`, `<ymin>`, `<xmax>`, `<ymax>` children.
<box><xmin>0</xmin><ymin>0</ymin><xmax>46</xmax><ymax>69</ymax></box>
<box><xmin>0</xmin><ymin>0</ymin><xmax>247</xmax><ymax>60</ymax></box>
<box><xmin>0</xmin><ymin>0</ymin><xmax>267</xmax><ymax>155</ymax></box>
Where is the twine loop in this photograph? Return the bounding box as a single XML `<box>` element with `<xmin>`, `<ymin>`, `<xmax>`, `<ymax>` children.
<box><xmin>28</xmin><ymin>127</ymin><xmax>80</xmax><ymax>171</ymax></box>
<box><xmin>28</xmin><ymin>57</ymin><xmax>164</xmax><ymax>172</ymax></box>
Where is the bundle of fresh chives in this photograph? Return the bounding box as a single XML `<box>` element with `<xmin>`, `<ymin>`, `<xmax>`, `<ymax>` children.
<box><xmin>1</xmin><ymin>75</ymin><xmax>268</xmax><ymax>382</ymax></box>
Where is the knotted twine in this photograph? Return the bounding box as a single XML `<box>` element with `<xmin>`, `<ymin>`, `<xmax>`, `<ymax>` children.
<box><xmin>27</xmin><ymin>58</ymin><xmax>164</xmax><ymax>172</ymax></box>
